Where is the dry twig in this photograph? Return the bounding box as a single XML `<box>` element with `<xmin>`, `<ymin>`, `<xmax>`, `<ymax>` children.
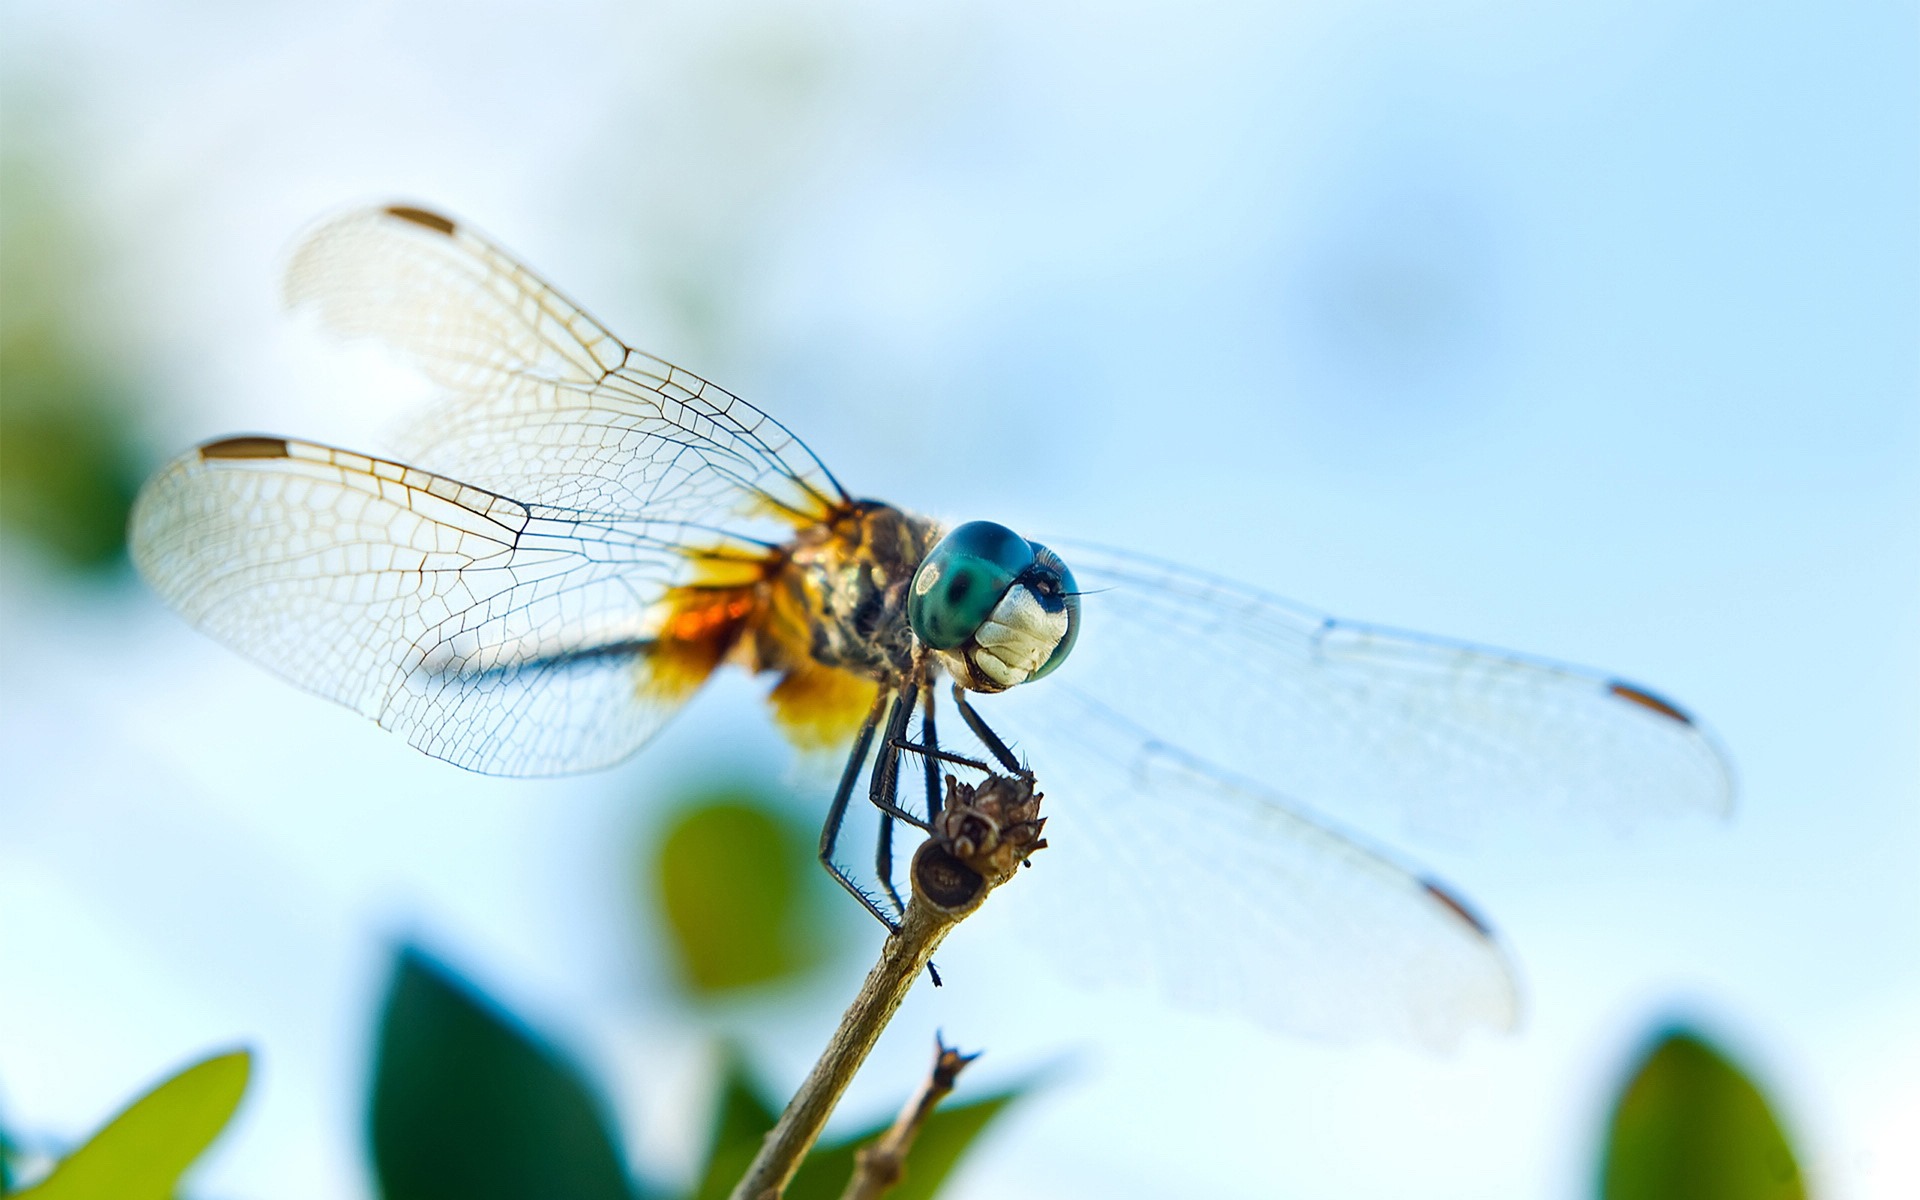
<box><xmin>838</xmin><ymin>1036</ymin><xmax>980</xmax><ymax>1200</ymax></box>
<box><xmin>728</xmin><ymin>772</ymin><xmax>1044</xmax><ymax>1200</ymax></box>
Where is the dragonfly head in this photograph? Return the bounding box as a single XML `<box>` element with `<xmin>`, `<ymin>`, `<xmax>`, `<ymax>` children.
<box><xmin>908</xmin><ymin>521</ymin><xmax>1079</xmax><ymax>693</ymax></box>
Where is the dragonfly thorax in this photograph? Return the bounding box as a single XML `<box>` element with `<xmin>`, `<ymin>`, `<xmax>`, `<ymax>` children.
<box><xmin>774</xmin><ymin>501</ymin><xmax>938</xmax><ymax>683</ymax></box>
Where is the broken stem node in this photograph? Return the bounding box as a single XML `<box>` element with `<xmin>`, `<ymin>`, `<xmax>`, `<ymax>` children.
<box><xmin>839</xmin><ymin>1036</ymin><xmax>981</xmax><ymax>1200</ymax></box>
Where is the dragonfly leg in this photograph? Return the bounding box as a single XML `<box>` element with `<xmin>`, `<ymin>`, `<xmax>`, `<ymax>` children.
<box><xmin>868</xmin><ymin>687</ymin><xmax>924</xmax><ymax>922</ymax></box>
<box><xmin>872</xmin><ymin>683</ymin><xmax>944</xmax><ymax>921</ymax></box>
<box><xmin>892</xmin><ymin>684</ymin><xmax>949</xmax><ymax>986</ymax></box>
<box><xmin>952</xmin><ymin>682</ymin><xmax>1024</xmax><ymax>774</ymax></box>
<box><xmin>918</xmin><ymin>680</ymin><xmax>941</xmax><ymax>824</ymax></box>
<box><xmin>888</xmin><ymin>736</ymin><xmax>995</xmax><ymax>778</ymax></box>
<box><xmin>874</xmin><ymin>812</ymin><xmax>903</xmax><ymax>918</ymax></box>
<box><xmin>866</xmin><ymin>688</ymin><xmax>934</xmax><ymax>832</ymax></box>
<box><xmin>819</xmin><ymin>691</ymin><xmax>899</xmax><ymax>933</ymax></box>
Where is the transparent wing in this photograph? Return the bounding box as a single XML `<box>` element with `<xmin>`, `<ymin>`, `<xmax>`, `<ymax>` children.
<box><xmin>130</xmin><ymin>435</ymin><xmax>738</xmax><ymax>776</ymax></box>
<box><xmin>967</xmin><ymin>544</ymin><xmax>1730</xmax><ymax>1043</ymax></box>
<box><xmin>134</xmin><ymin>204</ymin><xmax>865</xmax><ymax>775</ymax></box>
<box><xmin>284</xmin><ymin>204</ymin><xmax>849</xmax><ymax>531</ymax></box>
<box><xmin>1001</xmin><ymin>694</ymin><xmax>1520</xmax><ymax>1049</ymax></box>
<box><xmin>1033</xmin><ymin>542</ymin><xmax>1733</xmax><ymax>842</ymax></box>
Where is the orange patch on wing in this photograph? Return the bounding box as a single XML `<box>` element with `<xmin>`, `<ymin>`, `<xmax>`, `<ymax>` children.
<box><xmin>682</xmin><ymin>548</ymin><xmax>778</xmax><ymax>589</ymax></box>
<box><xmin>662</xmin><ymin>591</ymin><xmax>756</xmax><ymax>642</ymax></box>
<box><xmin>748</xmin><ymin>486</ymin><xmax>844</xmax><ymax>533</ymax></box>
<box><xmin>641</xmin><ymin>585</ymin><xmax>760</xmax><ymax>703</ymax></box>
<box><xmin>769</xmin><ymin>660</ymin><xmax>880</xmax><ymax>751</ymax></box>
<box><xmin>648</xmin><ymin>509</ymin><xmax>883</xmax><ymax>752</ymax></box>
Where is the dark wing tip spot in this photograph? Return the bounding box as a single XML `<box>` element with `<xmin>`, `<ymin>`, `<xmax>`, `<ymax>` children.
<box><xmin>200</xmin><ymin>436</ymin><xmax>290</xmax><ymax>460</ymax></box>
<box><xmin>1608</xmin><ymin>681</ymin><xmax>1695</xmax><ymax>726</ymax></box>
<box><xmin>385</xmin><ymin>205</ymin><xmax>457</xmax><ymax>235</ymax></box>
<box><xmin>1421</xmin><ymin>878</ymin><xmax>1494</xmax><ymax>938</ymax></box>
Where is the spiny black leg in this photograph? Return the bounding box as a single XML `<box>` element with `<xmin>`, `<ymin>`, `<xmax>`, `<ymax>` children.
<box><xmin>917</xmin><ymin>682</ymin><xmax>947</xmax><ymax>989</ymax></box>
<box><xmin>874</xmin><ymin>812</ymin><xmax>903</xmax><ymax>918</ymax></box>
<box><xmin>867</xmin><ymin>688</ymin><xmax>920</xmax><ymax>920</ymax></box>
<box><xmin>819</xmin><ymin>691</ymin><xmax>898</xmax><ymax>932</ymax></box>
<box><xmin>869</xmin><ymin>688</ymin><xmax>913</xmax><ymax>809</ymax></box>
<box><xmin>919</xmin><ymin>681</ymin><xmax>942</xmax><ymax>824</ymax></box>
<box><xmin>890</xmin><ymin>737</ymin><xmax>995</xmax><ymax>777</ymax></box>
<box><xmin>865</xmin><ymin>688</ymin><xmax>934</xmax><ymax>831</ymax></box>
<box><xmin>952</xmin><ymin>682</ymin><xmax>1023</xmax><ymax>774</ymax></box>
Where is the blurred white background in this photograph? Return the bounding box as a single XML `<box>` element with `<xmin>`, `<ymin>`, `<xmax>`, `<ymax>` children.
<box><xmin>2</xmin><ymin>0</ymin><xmax>1915</xmax><ymax>1197</ymax></box>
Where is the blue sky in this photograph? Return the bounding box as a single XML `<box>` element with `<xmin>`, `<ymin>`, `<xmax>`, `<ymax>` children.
<box><xmin>3</xmin><ymin>1</ymin><xmax>1915</xmax><ymax>1196</ymax></box>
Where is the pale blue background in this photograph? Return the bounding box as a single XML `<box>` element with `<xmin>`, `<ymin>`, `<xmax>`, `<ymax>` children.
<box><xmin>2</xmin><ymin>1</ymin><xmax>1915</xmax><ymax>1197</ymax></box>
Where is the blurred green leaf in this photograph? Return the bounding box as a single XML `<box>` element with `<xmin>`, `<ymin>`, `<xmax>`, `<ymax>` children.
<box><xmin>0</xmin><ymin>134</ymin><xmax>147</xmax><ymax>573</ymax></box>
<box><xmin>13</xmin><ymin>1047</ymin><xmax>250</xmax><ymax>1200</ymax></box>
<box><xmin>1601</xmin><ymin>1026</ymin><xmax>1804</xmax><ymax>1200</ymax></box>
<box><xmin>368</xmin><ymin>946</ymin><xmax>639</xmax><ymax>1200</ymax></box>
<box><xmin>791</xmin><ymin>1090</ymin><xmax>1019</xmax><ymax>1200</ymax></box>
<box><xmin>0</xmin><ymin>397</ymin><xmax>144</xmax><ymax>569</ymax></box>
<box><xmin>686</xmin><ymin>1054</ymin><xmax>1023</xmax><ymax>1200</ymax></box>
<box><xmin>653</xmin><ymin>791</ymin><xmax>835</xmax><ymax>996</ymax></box>
<box><xmin>686</xmin><ymin>1054</ymin><xmax>779</xmax><ymax>1200</ymax></box>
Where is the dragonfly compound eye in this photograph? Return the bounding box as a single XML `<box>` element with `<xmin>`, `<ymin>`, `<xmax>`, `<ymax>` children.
<box><xmin>909</xmin><ymin>521</ymin><xmax>1035</xmax><ymax>650</ymax></box>
<box><xmin>911</xmin><ymin>522</ymin><xmax>1079</xmax><ymax>689</ymax></box>
<box><xmin>1022</xmin><ymin>541</ymin><xmax>1079</xmax><ymax>682</ymax></box>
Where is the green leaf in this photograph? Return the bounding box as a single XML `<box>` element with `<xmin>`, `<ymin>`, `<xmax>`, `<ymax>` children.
<box><xmin>0</xmin><ymin>395</ymin><xmax>144</xmax><ymax>571</ymax></box>
<box><xmin>1601</xmin><ymin>1026</ymin><xmax>1804</xmax><ymax>1200</ymax></box>
<box><xmin>686</xmin><ymin>1054</ymin><xmax>780</xmax><ymax>1200</ymax></box>
<box><xmin>0</xmin><ymin>133</ymin><xmax>147</xmax><ymax>573</ymax></box>
<box><xmin>368</xmin><ymin>946</ymin><xmax>637</xmax><ymax>1200</ymax></box>
<box><xmin>685</xmin><ymin>1052</ymin><xmax>1023</xmax><ymax>1200</ymax></box>
<box><xmin>14</xmin><ymin>1048</ymin><xmax>250</xmax><ymax>1200</ymax></box>
<box><xmin>652</xmin><ymin>792</ymin><xmax>836</xmax><ymax>996</ymax></box>
<box><xmin>791</xmin><ymin>1089</ymin><xmax>1019</xmax><ymax>1200</ymax></box>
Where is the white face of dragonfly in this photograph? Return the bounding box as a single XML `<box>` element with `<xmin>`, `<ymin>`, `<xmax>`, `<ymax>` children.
<box><xmin>942</xmin><ymin>584</ymin><xmax>1071</xmax><ymax>691</ymax></box>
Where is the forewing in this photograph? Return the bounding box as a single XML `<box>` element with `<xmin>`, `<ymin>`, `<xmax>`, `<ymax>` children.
<box><xmin>1002</xmin><ymin>693</ymin><xmax>1519</xmax><ymax>1049</ymax></box>
<box><xmin>284</xmin><ymin>205</ymin><xmax>847</xmax><ymax>530</ymax></box>
<box><xmin>1042</xmin><ymin>543</ymin><xmax>1732</xmax><ymax>841</ymax></box>
<box><xmin>130</xmin><ymin>436</ymin><xmax>718</xmax><ymax>776</ymax></box>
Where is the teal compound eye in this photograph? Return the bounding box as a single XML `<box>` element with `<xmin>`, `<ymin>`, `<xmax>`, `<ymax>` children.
<box><xmin>908</xmin><ymin>521</ymin><xmax>1036</xmax><ymax>650</ymax></box>
<box><xmin>1024</xmin><ymin>541</ymin><xmax>1080</xmax><ymax>681</ymax></box>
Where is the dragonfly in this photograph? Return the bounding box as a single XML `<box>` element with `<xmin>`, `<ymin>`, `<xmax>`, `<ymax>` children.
<box><xmin>130</xmin><ymin>205</ymin><xmax>1733</xmax><ymax>1049</ymax></box>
